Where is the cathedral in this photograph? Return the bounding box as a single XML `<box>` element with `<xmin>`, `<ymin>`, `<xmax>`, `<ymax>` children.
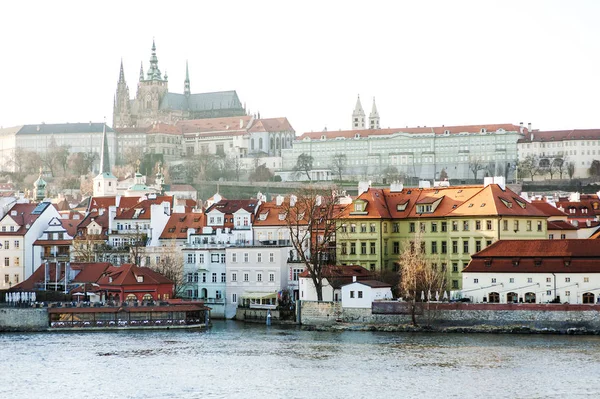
<box><xmin>113</xmin><ymin>40</ymin><xmax>246</xmax><ymax>128</ymax></box>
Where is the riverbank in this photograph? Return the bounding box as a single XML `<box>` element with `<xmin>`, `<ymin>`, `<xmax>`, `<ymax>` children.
<box><xmin>301</xmin><ymin>322</ymin><xmax>598</xmax><ymax>335</ymax></box>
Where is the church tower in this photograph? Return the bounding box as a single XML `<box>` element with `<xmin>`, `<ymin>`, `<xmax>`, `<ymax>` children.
<box><xmin>33</xmin><ymin>168</ymin><xmax>47</xmax><ymax>202</ymax></box>
<box><xmin>93</xmin><ymin>123</ymin><xmax>118</xmax><ymax>197</ymax></box>
<box><xmin>113</xmin><ymin>59</ymin><xmax>132</xmax><ymax>128</ymax></box>
<box><xmin>369</xmin><ymin>97</ymin><xmax>380</xmax><ymax>129</ymax></box>
<box><xmin>352</xmin><ymin>95</ymin><xmax>365</xmax><ymax>130</ymax></box>
<box><xmin>184</xmin><ymin>60</ymin><xmax>191</xmax><ymax>97</ymax></box>
<box><xmin>135</xmin><ymin>40</ymin><xmax>169</xmax><ymax>127</ymax></box>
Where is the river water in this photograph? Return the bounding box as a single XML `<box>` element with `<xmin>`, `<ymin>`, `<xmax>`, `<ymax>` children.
<box><xmin>1</xmin><ymin>321</ymin><xmax>599</xmax><ymax>399</ymax></box>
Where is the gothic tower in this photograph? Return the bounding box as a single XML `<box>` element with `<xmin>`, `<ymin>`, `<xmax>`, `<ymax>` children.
<box><xmin>113</xmin><ymin>59</ymin><xmax>132</xmax><ymax>128</ymax></box>
<box><xmin>93</xmin><ymin>123</ymin><xmax>118</xmax><ymax>197</ymax></box>
<box><xmin>369</xmin><ymin>97</ymin><xmax>380</xmax><ymax>129</ymax></box>
<box><xmin>184</xmin><ymin>60</ymin><xmax>191</xmax><ymax>97</ymax></box>
<box><xmin>135</xmin><ymin>40</ymin><xmax>169</xmax><ymax>127</ymax></box>
<box><xmin>352</xmin><ymin>95</ymin><xmax>365</xmax><ymax>130</ymax></box>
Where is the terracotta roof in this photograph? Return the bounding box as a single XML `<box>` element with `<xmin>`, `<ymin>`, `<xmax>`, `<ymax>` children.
<box><xmin>97</xmin><ymin>264</ymin><xmax>173</xmax><ymax>286</ymax></box>
<box><xmin>547</xmin><ymin>220</ymin><xmax>578</xmax><ymax>230</ymax></box>
<box><xmin>12</xmin><ymin>262</ymin><xmax>113</xmax><ymax>291</ymax></box>
<box><xmin>177</xmin><ymin>116</ymin><xmax>253</xmax><ymax>134</ymax></box>
<box><xmin>115</xmin><ymin>196</ymin><xmax>174</xmax><ymax>220</ymax></box>
<box><xmin>146</xmin><ymin>123</ymin><xmax>181</xmax><ymax>135</ymax></box>
<box><xmin>530</xmin><ymin>200</ymin><xmax>568</xmax><ymax>217</ymax></box>
<box><xmin>58</xmin><ymin>210</ymin><xmax>84</xmax><ymax>237</ymax></box>
<box><xmin>247</xmin><ymin>117</ymin><xmax>294</xmax><ymax>133</ymax></box>
<box><xmin>205</xmin><ymin>199</ymin><xmax>258</xmax><ymax>215</ymax></box>
<box><xmin>343</xmin><ymin>280</ymin><xmax>392</xmax><ymax>288</ymax></box>
<box><xmin>87</xmin><ymin>197</ymin><xmax>116</xmax><ymax>213</ymax></box>
<box><xmin>451</xmin><ymin>185</ymin><xmax>548</xmax><ymax>217</ymax></box>
<box><xmin>160</xmin><ymin>212</ymin><xmax>205</xmax><ymax>239</ymax></box>
<box><xmin>519</xmin><ymin>129</ymin><xmax>600</xmax><ymax>143</ymax></box>
<box><xmin>299</xmin><ymin>265</ymin><xmax>372</xmax><ymax>279</ymax></box>
<box><xmin>299</xmin><ymin>124</ymin><xmax>525</xmax><ymax>140</ymax></box>
<box><xmin>0</xmin><ymin>203</ymin><xmax>46</xmax><ymax>235</ymax></box>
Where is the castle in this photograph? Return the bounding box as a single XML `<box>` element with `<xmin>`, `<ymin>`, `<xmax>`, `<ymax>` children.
<box><xmin>113</xmin><ymin>40</ymin><xmax>246</xmax><ymax>128</ymax></box>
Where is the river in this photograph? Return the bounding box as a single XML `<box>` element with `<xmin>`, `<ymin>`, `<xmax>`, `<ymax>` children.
<box><xmin>1</xmin><ymin>321</ymin><xmax>599</xmax><ymax>398</ymax></box>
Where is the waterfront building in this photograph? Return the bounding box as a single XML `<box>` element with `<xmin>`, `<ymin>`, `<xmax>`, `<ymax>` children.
<box><xmin>340</xmin><ymin>279</ymin><xmax>392</xmax><ymax>308</ymax></box>
<box><xmin>517</xmin><ymin>128</ymin><xmax>600</xmax><ymax>179</ymax></box>
<box><xmin>299</xmin><ymin>265</ymin><xmax>373</xmax><ymax>302</ymax></box>
<box><xmin>0</xmin><ymin>202</ymin><xmax>59</xmax><ymax>287</ymax></box>
<box><xmin>33</xmin><ymin>216</ymin><xmax>78</xmax><ymax>289</ymax></box>
<box><xmin>463</xmin><ymin>239</ymin><xmax>600</xmax><ymax>304</ymax></box>
<box><xmin>281</xmin><ymin>123</ymin><xmax>525</xmax><ymax>182</ymax></box>
<box><xmin>336</xmin><ymin>179</ymin><xmax>549</xmax><ymax>289</ymax></box>
<box><xmin>113</xmin><ymin>40</ymin><xmax>246</xmax><ymax>129</ymax></box>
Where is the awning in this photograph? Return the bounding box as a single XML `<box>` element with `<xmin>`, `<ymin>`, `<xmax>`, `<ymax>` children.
<box><xmin>241</xmin><ymin>292</ymin><xmax>277</xmax><ymax>300</ymax></box>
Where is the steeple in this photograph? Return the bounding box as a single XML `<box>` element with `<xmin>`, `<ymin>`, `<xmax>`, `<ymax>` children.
<box><xmin>146</xmin><ymin>39</ymin><xmax>163</xmax><ymax>81</ymax></box>
<box><xmin>352</xmin><ymin>95</ymin><xmax>366</xmax><ymax>130</ymax></box>
<box><xmin>139</xmin><ymin>62</ymin><xmax>144</xmax><ymax>81</ymax></box>
<box><xmin>184</xmin><ymin>60</ymin><xmax>191</xmax><ymax>96</ymax></box>
<box><xmin>369</xmin><ymin>97</ymin><xmax>380</xmax><ymax>129</ymax></box>
<box><xmin>93</xmin><ymin>120</ymin><xmax>117</xmax><ymax>197</ymax></box>
<box><xmin>99</xmin><ymin>122</ymin><xmax>111</xmax><ymax>174</ymax></box>
<box><xmin>113</xmin><ymin>61</ymin><xmax>132</xmax><ymax>128</ymax></box>
<box><xmin>118</xmin><ymin>58</ymin><xmax>125</xmax><ymax>83</ymax></box>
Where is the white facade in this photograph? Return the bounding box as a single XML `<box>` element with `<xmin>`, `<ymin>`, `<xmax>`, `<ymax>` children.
<box><xmin>299</xmin><ymin>276</ymin><xmax>338</xmax><ymax>302</ymax></box>
<box><xmin>462</xmin><ymin>272</ymin><xmax>600</xmax><ymax>304</ymax></box>
<box><xmin>341</xmin><ymin>281</ymin><xmax>393</xmax><ymax>308</ymax></box>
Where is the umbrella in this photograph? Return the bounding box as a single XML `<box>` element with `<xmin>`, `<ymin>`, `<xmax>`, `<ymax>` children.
<box><xmin>443</xmin><ymin>291</ymin><xmax>448</xmax><ymax>301</ymax></box>
<box><xmin>4</xmin><ymin>293</ymin><xmax>7</xmax><ymax>303</ymax></box>
<box><xmin>31</xmin><ymin>292</ymin><xmax>36</xmax><ymax>302</ymax></box>
<box><xmin>435</xmin><ymin>291</ymin><xmax>440</xmax><ymax>301</ymax></box>
<box><xmin>428</xmin><ymin>290</ymin><xmax>432</xmax><ymax>301</ymax></box>
<box><xmin>420</xmin><ymin>291</ymin><xmax>425</xmax><ymax>301</ymax></box>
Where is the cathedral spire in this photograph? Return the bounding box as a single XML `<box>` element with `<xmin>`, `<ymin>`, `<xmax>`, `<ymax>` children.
<box><xmin>139</xmin><ymin>62</ymin><xmax>144</xmax><ymax>81</ymax></box>
<box><xmin>118</xmin><ymin>58</ymin><xmax>125</xmax><ymax>83</ymax></box>
<box><xmin>352</xmin><ymin>94</ymin><xmax>365</xmax><ymax>130</ymax></box>
<box><xmin>184</xmin><ymin>60</ymin><xmax>191</xmax><ymax>96</ymax></box>
<box><xmin>146</xmin><ymin>39</ymin><xmax>163</xmax><ymax>81</ymax></box>
<box><xmin>99</xmin><ymin>120</ymin><xmax>111</xmax><ymax>174</ymax></box>
<box><xmin>369</xmin><ymin>97</ymin><xmax>380</xmax><ymax>129</ymax></box>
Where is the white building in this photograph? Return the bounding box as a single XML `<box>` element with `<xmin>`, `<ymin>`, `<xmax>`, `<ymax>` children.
<box><xmin>299</xmin><ymin>265</ymin><xmax>373</xmax><ymax>302</ymax></box>
<box><xmin>341</xmin><ymin>279</ymin><xmax>392</xmax><ymax>308</ymax></box>
<box><xmin>463</xmin><ymin>239</ymin><xmax>600</xmax><ymax>304</ymax></box>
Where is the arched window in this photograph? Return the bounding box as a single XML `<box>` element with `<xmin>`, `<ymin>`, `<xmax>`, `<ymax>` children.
<box><xmin>143</xmin><ymin>294</ymin><xmax>153</xmax><ymax>301</ymax></box>
<box><xmin>506</xmin><ymin>292</ymin><xmax>518</xmax><ymax>303</ymax></box>
<box><xmin>126</xmin><ymin>294</ymin><xmax>137</xmax><ymax>302</ymax></box>
<box><xmin>259</xmin><ymin>138</ymin><xmax>263</xmax><ymax>150</ymax></box>
<box><xmin>524</xmin><ymin>292</ymin><xmax>536</xmax><ymax>303</ymax></box>
<box><xmin>251</xmin><ymin>138</ymin><xmax>255</xmax><ymax>150</ymax></box>
<box><xmin>583</xmin><ymin>292</ymin><xmax>595</xmax><ymax>304</ymax></box>
<box><xmin>276</xmin><ymin>137</ymin><xmax>280</xmax><ymax>149</ymax></box>
<box><xmin>488</xmin><ymin>292</ymin><xmax>500</xmax><ymax>303</ymax></box>
<box><xmin>200</xmin><ymin>288</ymin><xmax>208</xmax><ymax>299</ymax></box>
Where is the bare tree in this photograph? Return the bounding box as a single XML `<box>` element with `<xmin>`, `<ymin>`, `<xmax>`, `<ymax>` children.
<box><xmin>331</xmin><ymin>154</ymin><xmax>347</xmax><ymax>181</ymax></box>
<box><xmin>68</xmin><ymin>152</ymin><xmax>98</xmax><ymax>176</ymax></box>
<box><xmin>518</xmin><ymin>154</ymin><xmax>541</xmax><ymax>181</ymax></box>
<box><xmin>150</xmin><ymin>244</ymin><xmax>185</xmax><ymax>298</ymax></box>
<box><xmin>567</xmin><ymin>162</ymin><xmax>576</xmax><ymax>180</ymax></box>
<box><xmin>121</xmin><ymin>146</ymin><xmax>145</xmax><ymax>170</ymax></box>
<box><xmin>398</xmin><ymin>233</ymin><xmax>445</xmax><ymax>326</ymax></box>
<box><xmin>294</xmin><ymin>153</ymin><xmax>314</xmax><ymax>181</ymax></box>
<box><xmin>439</xmin><ymin>168</ymin><xmax>448</xmax><ymax>181</ymax></box>
<box><xmin>281</xmin><ymin>186</ymin><xmax>341</xmax><ymax>301</ymax></box>
<box><xmin>468</xmin><ymin>157</ymin><xmax>485</xmax><ymax>181</ymax></box>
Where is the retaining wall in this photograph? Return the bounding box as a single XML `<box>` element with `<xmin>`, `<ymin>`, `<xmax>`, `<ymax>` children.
<box><xmin>300</xmin><ymin>301</ymin><xmax>600</xmax><ymax>331</ymax></box>
<box><xmin>0</xmin><ymin>308</ymin><xmax>48</xmax><ymax>331</ymax></box>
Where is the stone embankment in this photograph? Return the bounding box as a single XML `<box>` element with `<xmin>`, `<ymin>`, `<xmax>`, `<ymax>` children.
<box><xmin>0</xmin><ymin>308</ymin><xmax>48</xmax><ymax>332</ymax></box>
<box><xmin>299</xmin><ymin>300</ymin><xmax>600</xmax><ymax>335</ymax></box>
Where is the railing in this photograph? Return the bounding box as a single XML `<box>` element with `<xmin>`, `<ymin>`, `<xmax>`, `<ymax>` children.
<box><xmin>49</xmin><ymin>318</ymin><xmax>203</xmax><ymax>328</ymax></box>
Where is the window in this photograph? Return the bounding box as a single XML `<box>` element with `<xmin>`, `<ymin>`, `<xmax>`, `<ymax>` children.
<box><xmin>257</xmin><ymin>273</ymin><xmax>262</xmax><ymax>282</ymax></box>
<box><xmin>370</xmin><ymin>223</ymin><xmax>376</xmax><ymax>233</ymax></box>
<box><xmin>549</xmin><ymin>234</ymin><xmax>554</xmax><ymax>240</ymax></box>
<box><xmin>4</xmin><ymin>274</ymin><xmax>8</xmax><ymax>284</ymax></box>
<box><xmin>232</xmin><ymin>253</ymin><xmax>237</xmax><ymax>262</ymax></box>
<box><xmin>503</xmin><ymin>220</ymin><xmax>508</xmax><ymax>231</ymax></box>
<box><xmin>14</xmin><ymin>240</ymin><xmax>19</xmax><ymax>249</ymax></box>
<box><xmin>514</xmin><ymin>220</ymin><xmax>519</xmax><ymax>232</ymax></box>
<box><xmin>341</xmin><ymin>224</ymin><xmax>347</xmax><ymax>233</ymax></box>
<box><xmin>509</xmin><ymin>278</ymin><xmax>514</xmax><ymax>283</ymax></box>
<box><xmin>486</xmin><ymin>240</ymin><xmax>492</xmax><ymax>247</ymax></box>
<box><xmin>565</xmin><ymin>291</ymin><xmax>571</xmax><ymax>296</ymax></box>
<box><xmin>560</xmin><ymin>234</ymin><xmax>566</xmax><ymax>239</ymax></box>
<box><xmin>463</xmin><ymin>221</ymin><xmax>469</xmax><ymax>231</ymax></box>
<box><xmin>546</xmin><ymin>277</ymin><xmax>551</xmax><ymax>283</ymax></box>
<box><xmin>565</xmin><ymin>277</ymin><xmax>571</xmax><ymax>282</ymax></box>
<box><xmin>441</xmin><ymin>241</ymin><xmax>447</xmax><ymax>254</ymax></box>
<box><xmin>452</xmin><ymin>263</ymin><xmax>458</xmax><ymax>273</ymax></box>
<box><xmin>475</xmin><ymin>220</ymin><xmax>481</xmax><ymax>230</ymax></box>
<box><xmin>14</xmin><ymin>257</ymin><xmax>19</xmax><ymax>267</ymax></box>
<box><xmin>269</xmin><ymin>273</ymin><xmax>275</xmax><ymax>282</ymax></box>
<box><xmin>393</xmin><ymin>242</ymin><xmax>399</xmax><ymax>254</ymax></box>
<box><xmin>341</xmin><ymin>243</ymin><xmax>347</xmax><ymax>255</ymax></box>
<box><xmin>452</xmin><ymin>280</ymin><xmax>458</xmax><ymax>289</ymax></box>
<box><xmin>393</xmin><ymin>223</ymin><xmax>399</xmax><ymax>233</ymax></box>
<box><xmin>221</xmin><ymin>254</ymin><xmax>226</xmax><ymax>263</ymax></box>
<box><xmin>526</xmin><ymin>220</ymin><xmax>532</xmax><ymax>231</ymax></box>
<box><xmin>358</xmin><ymin>291</ymin><xmax>363</xmax><ymax>299</ymax></box>
<box><xmin>527</xmin><ymin>278</ymin><xmax>533</xmax><ymax>283</ymax></box>
<box><xmin>441</xmin><ymin>222</ymin><xmax>447</xmax><ymax>232</ymax></box>
<box><xmin>212</xmin><ymin>273</ymin><xmax>217</xmax><ymax>283</ymax></box>
<box><xmin>293</xmin><ymin>268</ymin><xmax>302</xmax><ymax>281</ymax></box>
<box><xmin>474</xmin><ymin>278</ymin><xmax>479</xmax><ymax>283</ymax></box>
<box><xmin>350</xmin><ymin>243</ymin><xmax>356</xmax><ymax>255</ymax></box>
<box><xmin>463</xmin><ymin>240</ymin><xmax>469</xmax><ymax>254</ymax></box>
<box><xmin>187</xmin><ymin>253</ymin><xmax>196</xmax><ymax>263</ymax></box>
<box><xmin>244</xmin><ymin>273</ymin><xmax>249</xmax><ymax>282</ymax></box>
<box><xmin>486</xmin><ymin>220</ymin><xmax>493</xmax><ymax>230</ymax></box>
<box><xmin>211</xmin><ymin>254</ymin><xmax>220</xmax><ymax>263</ymax></box>
<box><xmin>420</xmin><ymin>222</ymin><xmax>426</xmax><ymax>233</ymax></box>
<box><xmin>431</xmin><ymin>222</ymin><xmax>437</xmax><ymax>232</ymax></box>
<box><xmin>3</xmin><ymin>241</ymin><xmax>8</xmax><ymax>250</ymax></box>
<box><xmin>202</xmin><ymin>273</ymin><xmax>207</xmax><ymax>283</ymax></box>
<box><xmin>452</xmin><ymin>221</ymin><xmax>458</xmax><ymax>231</ymax></box>
<box><xmin>244</xmin><ymin>253</ymin><xmax>249</xmax><ymax>263</ymax></box>
<box><xmin>537</xmin><ymin>221</ymin><xmax>543</xmax><ymax>232</ymax></box>
<box><xmin>475</xmin><ymin>240</ymin><xmax>481</xmax><ymax>252</ymax></box>
<box><xmin>383</xmin><ymin>223</ymin><xmax>388</xmax><ymax>233</ymax></box>
<box><xmin>3</xmin><ymin>258</ymin><xmax>8</xmax><ymax>267</ymax></box>
<box><xmin>350</xmin><ymin>224</ymin><xmax>356</xmax><ymax>233</ymax></box>
<box><xmin>257</xmin><ymin>253</ymin><xmax>262</xmax><ymax>263</ymax></box>
<box><xmin>350</xmin><ymin>291</ymin><xmax>355</xmax><ymax>298</ymax></box>
<box><xmin>232</xmin><ymin>293</ymin><xmax>237</xmax><ymax>303</ymax></box>
<box><xmin>370</xmin><ymin>242</ymin><xmax>376</xmax><ymax>254</ymax></box>
<box><xmin>221</xmin><ymin>273</ymin><xmax>226</xmax><ymax>283</ymax></box>
<box><xmin>452</xmin><ymin>240</ymin><xmax>458</xmax><ymax>254</ymax></box>
<box><xmin>361</xmin><ymin>242</ymin><xmax>367</xmax><ymax>254</ymax></box>
<box><xmin>409</xmin><ymin>222</ymin><xmax>415</xmax><ymax>233</ymax></box>
<box><xmin>360</xmin><ymin>224</ymin><xmax>367</xmax><ymax>233</ymax></box>
<box><xmin>491</xmin><ymin>278</ymin><xmax>496</xmax><ymax>283</ymax></box>
<box><xmin>431</xmin><ymin>241</ymin><xmax>437</xmax><ymax>254</ymax></box>
<box><xmin>584</xmin><ymin>277</ymin><xmax>589</xmax><ymax>283</ymax></box>
<box><xmin>232</xmin><ymin>273</ymin><xmax>237</xmax><ymax>282</ymax></box>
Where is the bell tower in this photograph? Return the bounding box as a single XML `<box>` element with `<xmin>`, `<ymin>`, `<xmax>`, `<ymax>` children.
<box><xmin>113</xmin><ymin>59</ymin><xmax>132</xmax><ymax>128</ymax></box>
<box><xmin>352</xmin><ymin>95</ymin><xmax>365</xmax><ymax>130</ymax></box>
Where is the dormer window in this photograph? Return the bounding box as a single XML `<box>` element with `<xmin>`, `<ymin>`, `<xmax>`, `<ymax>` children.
<box><xmin>137</xmin><ymin>275</ymin><xmax>144</xmax><ymax>283</ymax></box>
<box><xmin>355</xmin><ymin>133</ymin><xmax>361</xmax><ymax>139</ymax></box>
<box><xmin>278</xmin><ymin>212</ymin><xmax>287</xmax><ymax>221</ymax></box>
<box><xmin>444</xmin><ymin>130</ymin><xmax>450</xmax><ymax>135</ymax></box>
<box><xmin>480</xmin><ymin>128</ymin><xmax>486</xmax><ymax>133</ymax></box>
<box><xmin>416</xmin><ymin>204</ymin><xmax>433</xmax><ymax>214</ymax></box>
<box><xmin>396</xmin><ymin>202</ymin><xmax>408</xmax><ymax>211</ymax></box>
<box><xmin>354</xmin><ymin>203</ymin><xmax>363</xmax><ymax>212</ymax></box>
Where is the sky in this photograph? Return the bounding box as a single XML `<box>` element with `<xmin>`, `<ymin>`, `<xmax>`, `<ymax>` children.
<box><xmin>1</xmin><ymin>0</ymin><xmax>599</xmax><ymax>135</ymax></box>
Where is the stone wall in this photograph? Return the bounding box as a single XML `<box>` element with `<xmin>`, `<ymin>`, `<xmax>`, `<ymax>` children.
<box><xmin>0</xmin><ymin>308</ymin><xmax>48</xmax><ymax>331</ymax></box>
<box><xmin>300</xmin><ymin>301</ymin><xmax>600</xmax><ymax>331</ymax></box>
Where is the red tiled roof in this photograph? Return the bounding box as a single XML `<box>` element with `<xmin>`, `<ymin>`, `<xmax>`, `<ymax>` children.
<box><xmin>178</xmin><ymin>116</ymin><xmax>253</xmax><ymax>134</ymax></box>
<box><xmin>160</xmin><ymin>212</ymin><xmax>205</xmax><ymax>239</ymax></box>
<box><xmin>205</xmin><ymin>199</ymin><xmax>258</xmax><ymax>215</ymax></box>
<box><xmin>0</xmin><ymin>203</ymin><xmax>44</xmax><ymax>235</ymax></box>
<box><xmin>547</xmin><ymin>220</ymin><xmax>578</xmax><ymax>230</ymax></box>
<box><xmin>530</xmin><ymin>200</ymin><xmax>568</xmax><ymax>217</ymax></box>
<box><xmin>518</xmin><ymin>129</ymin><xmax>600</xmax><ymax>143</ymax></box>
<box><xmin>115</xmin><ymin>196</ymin><xmax>174</xmax><ymax>220</ymax></box>
<box><xmin>146</xmin><ymin>123</ymin><xmax>181</xmax><ymax>135</ymax></box>
<box><xmin>299</xmin><ymin>124</ymin><xmax>524</xmax><ymax>140</ymax></box>
<box><xmin>344</xmin><ymin>280</ymin><xmax>392</xmax><ymax>288</ymax></box>
<box><xmin>247</xmin><ymin>117</ymin><xmax>294</xmax><ymax>133</ymax></box>
<box><xmin>97</xmin><ymin>264</ymin><xmax>173</xmax><ymax>286</ymax></box>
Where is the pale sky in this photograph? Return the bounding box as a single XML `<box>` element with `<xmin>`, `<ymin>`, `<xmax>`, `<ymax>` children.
<box><xmin>1</xmin><ymin>0</ymin><xmax>599</xmax><ymax>135</ymax></box>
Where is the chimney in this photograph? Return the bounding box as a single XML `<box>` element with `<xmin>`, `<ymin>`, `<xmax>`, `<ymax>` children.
<box><xmin>390</xmin><ymin>182</ymin><xmax>404</xmax><ymax>192</ymax></box>
<box><xmin>276</xmin><ymin>195</ymin><xmax>284</xmax><ymax>206</ymax></box>
<box><xmin>527</xmin><ymin>122</ymin><xmax>532</xmax><ymax>132</ymax></box>
<box><xmin>352</xmin><ymin>276</ymin><xmax>357</xmax><ymax>283</ymax></box>
<box><xmin>240</xmin><ymin>119</ymin><xmax>244</xmax><ymax>129</ymax></box>
<box><xmin>519</xmin><ymin>122</ymin><xmax>524</xmax><ymax>134</ymax></box>
<box><xmin>290</xmin><ymin>195</ymin><xmax>297</xmax><ymax>207</ymax></box>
